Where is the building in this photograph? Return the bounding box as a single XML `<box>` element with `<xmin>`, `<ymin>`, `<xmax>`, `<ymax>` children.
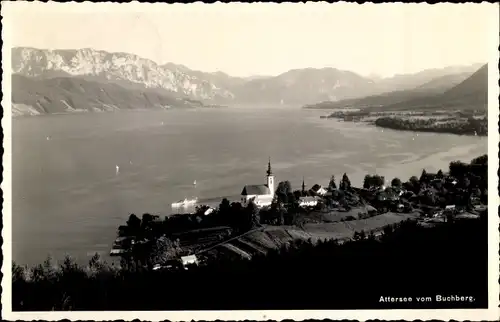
<box><xmin>298</xmin><ymin>196</ymin><xmax>319</xmax><ymax>207</ymax></box>
<box><xmin>241</xmin><ymin>158</ymin><xmax>275</xmax><ymax>207</ymax></box>
<box><xmin>180</xmin><ymin>255</ymin><xmax>199</xmax><ymax>269</ymax></box>
<box><xmin>310</xmin><ymin>184</ymin><xmax>328</xmax><ymax>196</ymax></box>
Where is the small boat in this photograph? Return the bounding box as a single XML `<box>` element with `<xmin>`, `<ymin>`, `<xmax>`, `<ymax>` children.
<box><xmin>172</xmin><ymin>197</ymin><xmax>198</xmax><ymax>207</ymax></box>
<box><xmin>46</xmin><ymin>136</ymin><xmax>51</xmax><ymax>141</ymax></box>
<box><xmin>193</xmin><ymin>180</ymin><xmax>197</xmax><ymax>186</ymax></box>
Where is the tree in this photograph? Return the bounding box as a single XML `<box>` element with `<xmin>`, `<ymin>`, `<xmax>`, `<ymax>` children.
<box><xmin>276</xmin><ymin>181</ymin><xmax>292</xmax><ymax>204</ymax></box>
<box><xmin>471</xmin><ymin>154</ymin><xmax>487</xmax><ymax>165</ymax></box>
<box><xmin>88</xmin><ymin>253</ymin><xmax>107</xmax><ymax>275</ymax></box>
<box><xmin>363</xmin><ymin>175</ymin><xmax>371</xmax><ymax>189</ymax></box>
<box><xmin>149</xmin><ymin>237</ymin><xmax>182</xmax><ymax>266</ymax></box>
<box><xmin>328</xmin><ymin>175</ymin><xmax>337</xmax><ymax>191</ymax></box>
<box><xmin>276</xmin><ymin>181</ymin><xmax>292</xmax><ymax>195</ymax></box>
<box><xmin>141</xmin><ymin>213</ymin><xmax>154</xmax><ymax>229</ymax></box>
<box><xmin>219</xmin><ymin>198</ymin><xmax>231</xmax><ymax>214</ymax></box>
<box><xmin>391</xmin><ymin>177</ymin><xmax>402</xmax><ymax>188</ymax></box>
<box><xmin>340</xmin><ymin>173</ymin><xmax>351</xmax><ymax>191</ymax></box>
<box><xmin>419</xmin><ymin>169</ymin><xmax>428</xmax><ymax>183</ymax></box>
<box><xmin>126</xmin><ymin>214</ymin><xmax>141</xmax><ymax>236</ymax></box>
<box><xmin>237</xmin><ymin>201</ymin><xmax>258</xmax><ymax>231</ymax></box>
<box><xmin>405</xmin><ymin>176</ymin><xmax>421</xmax><ymax>194</ymax></box>
<box><xmin>363</xmin><ymin>175</ymin><xmax>385</xmax><ymax>189</ymax></box>
<box><xmin>449</xmin><ymin>161</ymin><xmax>468</xmax><ymax>178</ymax></box>
<box><xmin>436</xmin><ymin>169</ymin><xmax>444</xmax><ymax>179</ymax></box>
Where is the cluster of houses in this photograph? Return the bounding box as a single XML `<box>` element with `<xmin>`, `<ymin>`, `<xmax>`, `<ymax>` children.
<box><xmin>240</xmin><ymin>159</ymin><xmax>329</xmax><ymax>209</ymax></box>
<box><xmin>239</xmin><ymin>160</ymin><xmax>485</xmax><ymax>221</ymax></box>
<box><xmin>114</xmin><ymin>160</ymin><xmax>485</xmax><ymax>271</ymax></box>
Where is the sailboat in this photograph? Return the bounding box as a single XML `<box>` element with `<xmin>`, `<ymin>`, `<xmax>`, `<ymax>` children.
<box><xmin>116</xmin><ymin>165</ymin><xmax>120</xmax><ymax>174</ymax></box>
<box><xmin>193</xmin><ymin>180</ymin><xmax>197</xmax><ymax>186</ymax></box>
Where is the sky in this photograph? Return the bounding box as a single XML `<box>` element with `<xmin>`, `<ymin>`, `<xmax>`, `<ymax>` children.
<box><xmin>4</xmin><ymin>3</ymin><xmax>498</xmax><ymax>78</ymax></box>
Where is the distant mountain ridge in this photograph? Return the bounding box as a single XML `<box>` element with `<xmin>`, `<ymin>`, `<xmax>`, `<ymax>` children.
<box><xmin>12</xmin><ymin>47</ymin><xmax>235</xmax><ymax>102</ymax></box>
<box><xmin>380</xmin><ymin>63</ymin><xmax>488</xmax><ymax>111</ymax></box>
<box><xmin>11</xmin><ymin>47</ymin><xmax>486</xmax><ymax>115</ymax></box>
<box><xmin>305</xmin><ymin>64</ymin><xmax>487</xmax><ymax>111</ymax></box>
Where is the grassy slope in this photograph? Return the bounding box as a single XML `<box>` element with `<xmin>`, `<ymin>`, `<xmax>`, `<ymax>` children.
<box><xmin>11</xmin><ymin>74</ymin><xmax>201</xmax><ymax>115</ymax></box>
<box><xmin>219</xmin><ymin>212</ymin><xmax>420</xmax><ymax>258</ymax></box>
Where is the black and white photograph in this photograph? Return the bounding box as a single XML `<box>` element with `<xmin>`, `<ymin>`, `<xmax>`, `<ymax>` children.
<box><xmin>2</xmin><ymin>2</ymin><xmax>499</xmax><ymax>321</ymax></box>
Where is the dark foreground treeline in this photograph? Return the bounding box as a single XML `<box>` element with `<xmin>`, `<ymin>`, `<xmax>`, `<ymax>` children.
<box><xmin>13</xmin><ymin>216</ymin><xmax>488</xmax><ymax>311</ymax></box>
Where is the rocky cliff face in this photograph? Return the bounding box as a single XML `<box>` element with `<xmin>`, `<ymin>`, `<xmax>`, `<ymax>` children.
<box><xmin>12</xmin><ymin>47</ymin><xmax>234</xmax><ymax>102</ymax></box>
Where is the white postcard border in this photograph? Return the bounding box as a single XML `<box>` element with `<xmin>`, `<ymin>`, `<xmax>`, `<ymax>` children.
<box><xmin>1</xmin><ymin>2</ymin><xmax>499</xmax><ymax>321</ymax></box>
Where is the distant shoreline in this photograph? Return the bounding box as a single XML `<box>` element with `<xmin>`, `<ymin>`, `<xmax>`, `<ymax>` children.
<box><xmin>320</xmin><ymin>110</ymin><xmax>488</xmax><ymax>137</ymax></box>
<box><xmin>11</xmin><ymin>105</ymin><xmax>228</xmax><ymax>118</ymax></box>
<box><xmin>373</xmin><ymin>116</ymin><xmax>487</xmax><ymax>137</ymax></box>
<box><xmin>373</xmin><ymin>122</ymin><xmax>487</xmax><ymax>137</ymax></box>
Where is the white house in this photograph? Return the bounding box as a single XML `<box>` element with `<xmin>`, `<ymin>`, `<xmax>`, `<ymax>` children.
<box><xmin>241</xmin><ymin>159</ymin><xmax>275</xmax><ymax>208</ymax></box>
<box><xmin>298</xmin><ymin>196</ymin><xmax>318</xmax><ymax>207</ymax></box>
<box><xmin>310</xmin><ymin>184</ymin><xmax>328</xmax><ymax>196</ymax></box>
<box><xmin>181</xmin><ymin>255</ymin><xmax>199</xmax><ymax>269</ymax></box>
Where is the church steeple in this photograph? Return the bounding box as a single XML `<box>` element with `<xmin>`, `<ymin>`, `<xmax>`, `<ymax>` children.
<box><xmin>266</xmin><ymin>157</ymin><xmax>273</xmax><ymax>176</ymax></box>
<box><xmin>266</xmin><ymin>157</ymin><xmax>275</xmax><ymax>197</ymax></box>
<box><xmin>302</xmin><ymin>177</ymin><xmax>305</xmax><ymax>193</ymax></box>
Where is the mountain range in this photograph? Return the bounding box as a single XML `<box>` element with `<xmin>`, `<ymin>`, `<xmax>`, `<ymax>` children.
<box><xmin>11</xmin><ymin>47</ymin><xmax>486</xmax><ymax>115</ymax></box>
<box><xmin>305</xmin><ymin>63</ymin><xmax>488</xmax><ymax>112</ymax></box>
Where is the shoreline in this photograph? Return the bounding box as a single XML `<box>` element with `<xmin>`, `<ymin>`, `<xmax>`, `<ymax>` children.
<box><xmin>372</xmin><ymin>122</ymin><xmax>487</xmax><ymax>137</ymax></box>
<box><xmin>11</xmin><ymin>105</ymin><xmax>229</xmax><ymax>118</ymax></box>
<box><xmin>320</xmin><ymin>110</ymin><xmax>488</xmax><ymax>137</ymax></box>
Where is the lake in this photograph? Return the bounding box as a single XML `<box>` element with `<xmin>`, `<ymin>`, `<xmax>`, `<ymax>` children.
<box><xmin>12</xmin><ymin>107</ymin><xmax>487</xmax><ymax>266</ymax></box>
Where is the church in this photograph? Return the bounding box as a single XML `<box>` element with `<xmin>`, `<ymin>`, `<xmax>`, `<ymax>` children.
<box><xmin>241</xmin><ymin>158</ymin><xmax>275</xmax><ymax>208</ymax></box>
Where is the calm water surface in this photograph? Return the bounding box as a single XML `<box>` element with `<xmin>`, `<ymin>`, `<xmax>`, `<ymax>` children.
<box><xmin>12</xmin><ymin>107</ymin><xmax>487</xmax><ymax>266</ymax></box>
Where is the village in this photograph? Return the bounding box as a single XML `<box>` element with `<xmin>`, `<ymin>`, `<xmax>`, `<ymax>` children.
<box><xmin>111</xmin><ymin>154</ymin><xmax>488</xmax><ymax>272</ymax></box>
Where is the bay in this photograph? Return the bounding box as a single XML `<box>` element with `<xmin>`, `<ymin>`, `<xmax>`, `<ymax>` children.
<box><xmin>12</xmin><ymin>107</ymin><xmax>487</xmax><ymax>266</ymax></box>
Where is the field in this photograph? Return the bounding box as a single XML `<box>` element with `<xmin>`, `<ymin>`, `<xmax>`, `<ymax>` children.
<box><xmin>300</xmin><ymin>207</ymin><xmax>368</xmax><ymax>223</ymax></box>
<box><xmin>209</xmin><ymin>212</ymin><xmax>421</xmax><ymax>259</ymax></box>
